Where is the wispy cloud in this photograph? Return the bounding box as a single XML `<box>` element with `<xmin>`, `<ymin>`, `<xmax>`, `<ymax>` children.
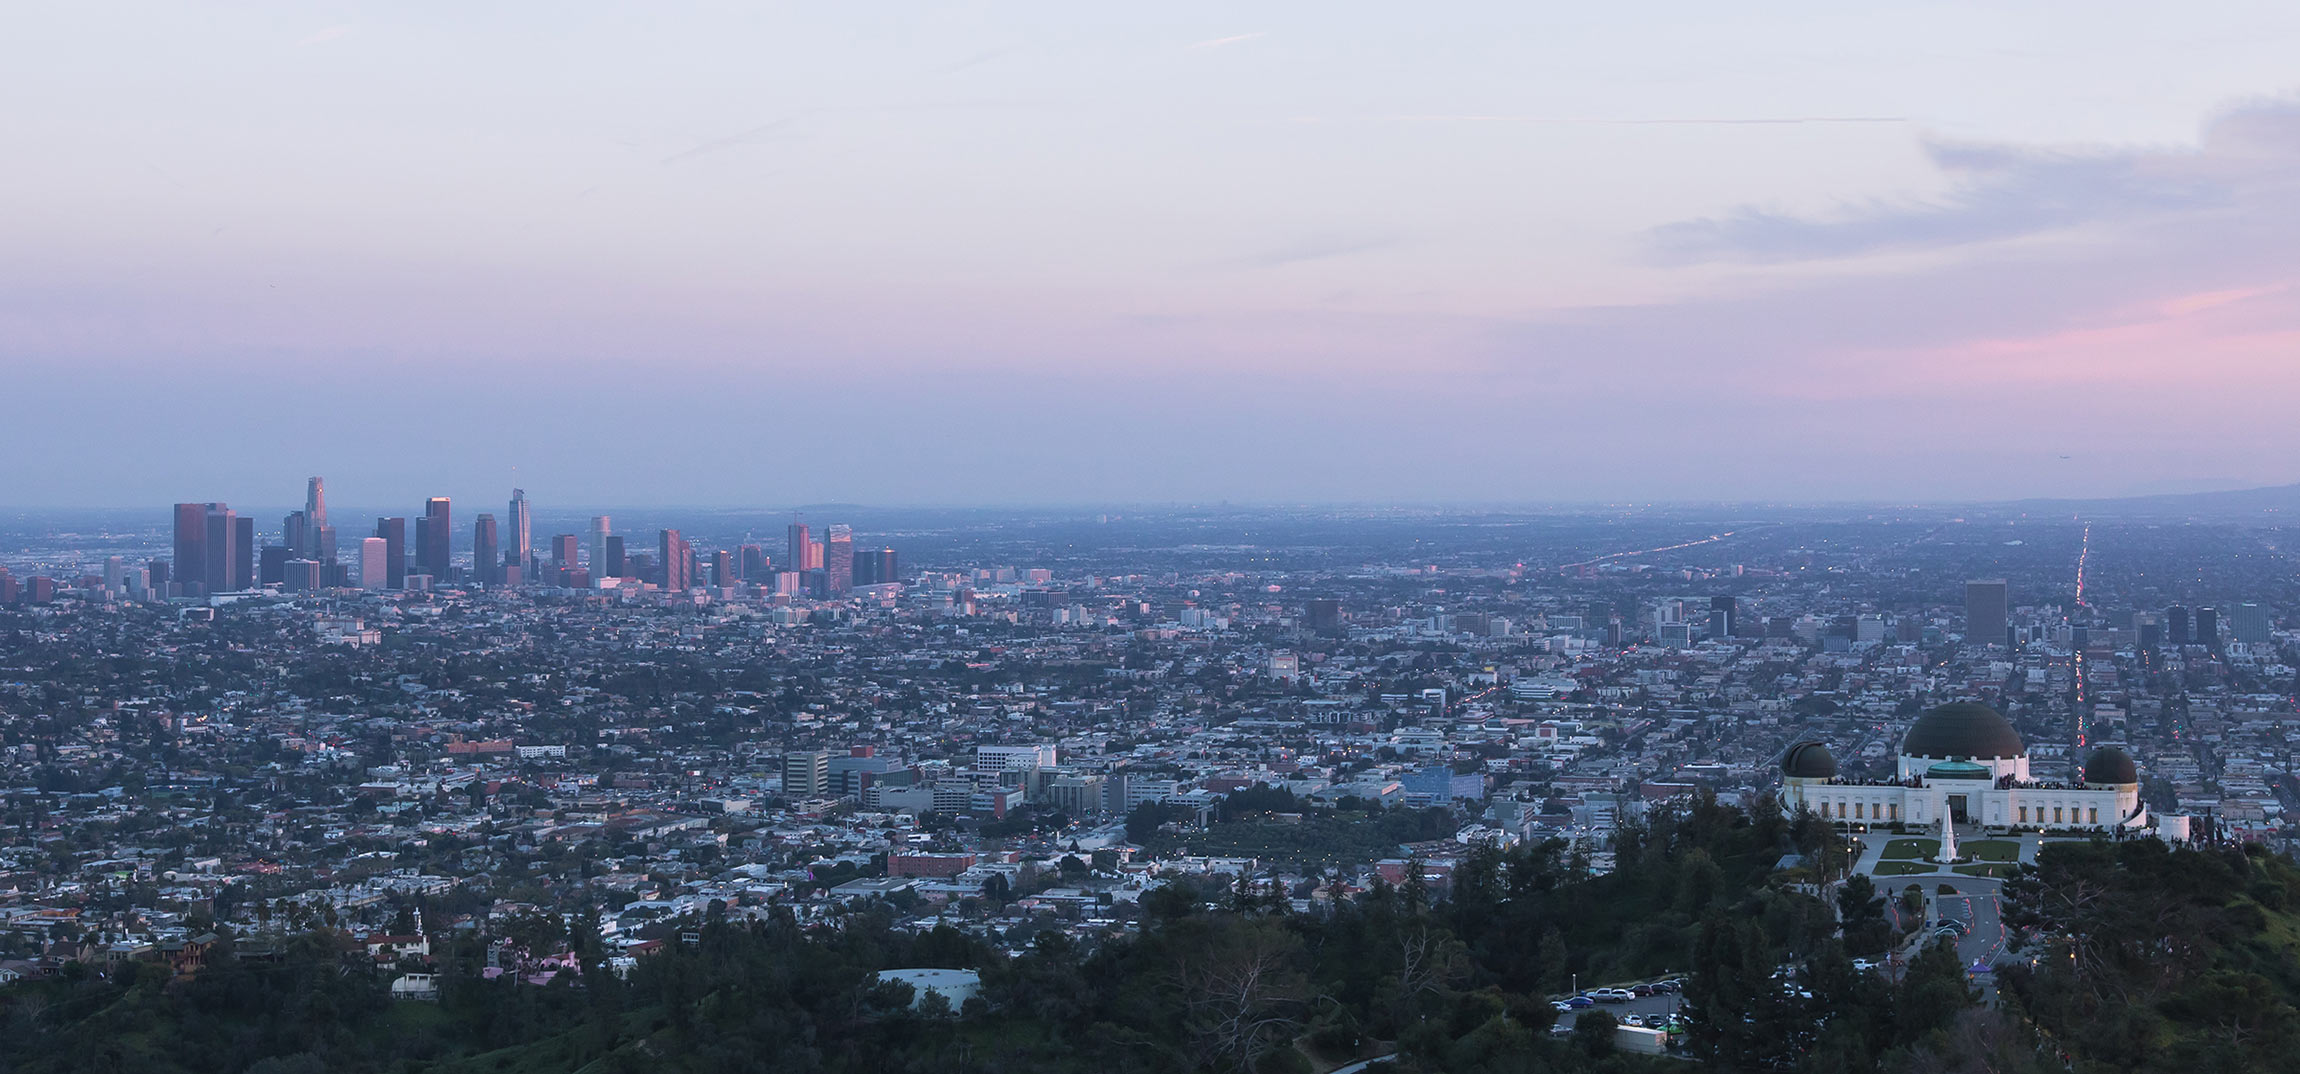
<box><xmin>295</xmin><ymin>25</ymin><xmax>352</xmax><ymax>48</ymax></box>
<box><xmin>940</xmin><ymin>46</ymin><xmax>1016</xmax><ymax>74</ymax></box>
<box><xmin>1226</xmin><ymin>233</ymin><xmax>1399</xmax><ymax>269</ymax></box>
<box><xmin>1643</xmin><ymin>102</ymin><xmax>2300</xmax><ymax>264</ymax></box>
<box><xmin>660</xmin><ymin>113</ymin><xmax>811</xmax><ymax>166</ymax></box>
<box><xmin>1187</xmin><ymin>32</ymin><xmax>1265</xmax><ymax>50</ymax></box>
<box><xmin>1476</xmin><ymin>97</ymin><xmax>2300</xmax><ymax>431</ymax></box>
<box><xmin>1367</xmin><ymin>114</ymin><xmax>1906</xmax><ymax>127</ymax></box>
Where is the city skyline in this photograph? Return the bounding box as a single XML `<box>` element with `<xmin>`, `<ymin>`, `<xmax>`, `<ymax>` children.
<box><xmin>6</xmin><ymin>4</ymin><xmax>2300</xmax><ymax>506</ymax></box>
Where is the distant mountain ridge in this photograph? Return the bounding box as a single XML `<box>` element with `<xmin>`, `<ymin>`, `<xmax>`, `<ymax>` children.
<box><xmin>1994</xmin><ymin>481</ymin><xmax>2300</xmax><ymax>518</ymax></box>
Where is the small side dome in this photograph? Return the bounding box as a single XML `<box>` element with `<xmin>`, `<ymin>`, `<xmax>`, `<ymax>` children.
<box><xmin>1780</xmin><ymin>741</ymin><xmax>1837</xmax><ymax>779</ymax></box>
<box><xmin>2084</xmin><ymin>746</ymin><xmax>2138</xmax><ymax>785</ymax></box>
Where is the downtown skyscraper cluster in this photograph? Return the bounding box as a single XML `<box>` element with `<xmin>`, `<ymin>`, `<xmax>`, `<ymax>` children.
<box><xmin>154</xmin><ymin>479</ymin><xmax>895</xmax><ymax>600</ymax></box>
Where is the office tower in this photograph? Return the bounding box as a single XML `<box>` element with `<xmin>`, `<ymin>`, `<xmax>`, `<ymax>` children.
<box><xmin>712</xmin><ymin>549</ymin><xmax>736</xmax><ymax>587</ymax></box>
<box><xmin>806</xmin><ymin>539</ymin><xmax>824</xmax><ymax>571</ymax></box>
<box><xmin>416</xmin><ymin>498</ymin><xmax>451</xmax><ymax>580</ymax></box>
<box><xmin>1710</xmin><ymin>595</ymin><xmax>1738</xmax><ymax>639</ymax></box>
<box><xmin>786</xmin><ymin>521</ymin><xmax>810</xmax><ymax>574</ymax></box>
<box><xmin>200</xmin><ymin>505</ymin><xmax>237</xmax><ymax>593</ymax></box>
<box><xmin>473</xmin><ymin>514</ymin><xmax>500</xmax><ymax>586</ymax></box>
<box><xmin>783</xmin><ymin>750</ymin><xmax>830</xmax><ymax>799</ymax></box>
<box><xmin>824</xmin><ymin>525</ymin><xmax>853</xmax><ymax>594</ymax></box>
<box><xmin>604</xmin><ymin>535</ymin><xmax>626</xmax><ymax>579</ymax></box>
<box><xmin>589</xmin><ymin>515</ymin><xmax>612</xmax><ymax>580</ymax></box>
<box><xmin>851</xmin><ymin>547</ymin><xmax>897</xmax><ymax>587</ymax></box>
<box><xmin>507</xmin><ymin>488</ymin><xmax>532</xmax><ymax>582</ymax></box>
<box><xmin>739</xmin><ymin>544</ymin><xmax>769</xmax><ymax>582</ymax></box>
<box><xmin>283</xmin><ymin>511</ymin><xmax>307</xmax><ymax>560</ymax></box>
<box><xmin>2234</xmin><ymin>603</ymin><xmax>2270</xmax><ymax>644</ymax></box>
<box><xmin>148</xmin><ymin>558</ymin><xmax>169</xmax><ymax>589</ymax></box>
<box><xmin>304</xmin><ymin>477</ymin><xmax>327</xmax><ymax>555</ymax></box>
<box><xmin>2166</xmin><ymin>605</ymin><xmax>2191</xmax><ymax>646</ymax></box>
<box><xmin>551</xmin><ymin>533</ymin><xmax>579</xmax><ymax>566</ymax></box>
<box><xmin>2139</xmin><ymin>620</ymin><xmax>2163</xmax><ymax>651</ymax></box>
<box><xmin>659</xmin><ymin>529</ymin><xmax>694</xmax><ymax>590</ymax></box>
<box><xmin>1965</xmin><ymin>579</ymin><xmax>2008</xmax><ymax>647</ymax></box>
<box><xmin>172</xmin><ymin>503</ymin><xmax>210</xmax><ymax>594</ymax></box>
<box><xmin>233</xmin><ymin>517</ymin><xmax>254</xmax><ymax>590</ymax></box>
<box><xmin>374</xmin><ymin>517</ymin><xmax>408</xmax><ymax>589</ymax></box>
<box><xmin>2197</xmin><ymin>606</ymin><xmax>2219</xmax><ymax>649</ymax></box>
<box><xmin>200</xmin><ymin>506</ymin><xmax>234</xmax><ymax>593</ymax></box>
<box><xmin>102</xmin><ymin>556</ymin><xmax>124</xmax><ymax>591</ymax></box>
<box><xmin>358</xmin><ymin>537</ymin><xmax>389</xmax><ymax>588</ymax></box>
<box><xmin>259</xmin><ymin>545</ymin><xmax>290</xmax><ymax>586</ymax></box>
<box><xmin>314</xmin><ymin>525</ymin><xmax>337</xmax><ymax>577</ymax></box>
<box><xmin>1305</xmin><ymin>598</ymin><xmax>1343</xmax><ymax>634</ymax></box>
<box><xmin>283</xmin><ymin>559</ymin><xmax>320</xmax><ymax>591</ymax></box>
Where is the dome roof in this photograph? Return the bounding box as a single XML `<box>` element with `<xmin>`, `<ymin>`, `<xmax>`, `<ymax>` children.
<box><xmin>1902</xmin><ymin>702</ymin><xmax>2024</xmax><ymax>760</ymax></box>
<box><xmin>1780</xmin><ymin>741</ymin><xmax>1838</xmax><ymax>779</ymax></box>
<box><xmin>2084</xmin><ymin>746</ymin><xmax>2138</xmax><ymax>785</ymax></box>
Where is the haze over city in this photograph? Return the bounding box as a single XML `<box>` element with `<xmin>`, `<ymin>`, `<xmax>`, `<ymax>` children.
<box><xmin>19</xmin><ymin>8</ymin><xmax>2300</xmax><ymax>1073</ymax></box>
<box><xmin>8</xmin><ymin>3</ymin><xmax>2300</xmax><ymax>506</ymax></box>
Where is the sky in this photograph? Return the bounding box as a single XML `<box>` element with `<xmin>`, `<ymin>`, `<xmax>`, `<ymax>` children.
<box><xmin>5</xmin><ymin>2</ymin><xmax>2300</xmax><ymax>508</ymax></box>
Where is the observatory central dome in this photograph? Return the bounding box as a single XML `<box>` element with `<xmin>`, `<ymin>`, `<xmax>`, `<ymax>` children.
<box><xmin>1901</xmin><ymin>702</ymin><xmax>2023</xmax><ymax>761</ymax></box>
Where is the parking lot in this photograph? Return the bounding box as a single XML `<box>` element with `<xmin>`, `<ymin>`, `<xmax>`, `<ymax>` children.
<box><xmin>1552</xmin><ymin>985</ymin><xmax>1688</xmax><ymax>1033</ymax></box>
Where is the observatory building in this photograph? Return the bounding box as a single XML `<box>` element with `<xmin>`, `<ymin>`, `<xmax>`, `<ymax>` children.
<box><xmin>1780</xmin><ymin>702</ymin><xmax>2142</xmax><ymax>830</ymax></box>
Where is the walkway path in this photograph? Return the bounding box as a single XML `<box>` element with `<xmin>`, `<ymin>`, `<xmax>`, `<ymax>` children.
<box><xmin>1852</xmin><ymin>839</ymin><xmax>1889</xmax><ymax>877</ymax></box>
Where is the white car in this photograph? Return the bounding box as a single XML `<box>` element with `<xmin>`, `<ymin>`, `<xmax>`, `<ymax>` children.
<box><xmin>1851</xmin><ymin>959</ymin><xmax>1877</xmax><ymax>972</ymax></box>
<box><xmin>1594</xmin><ymin>988</ymin><xmax>1636</xmax><ymax>1003</ymax></box>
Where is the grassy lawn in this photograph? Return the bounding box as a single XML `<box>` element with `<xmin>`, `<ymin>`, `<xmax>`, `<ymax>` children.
<box><xmin>1962</xmin><ymin>840</ymin><xmax>2019</xmax><ymax>862</ymax></box>
<box><xmin>1871</xmin><ymin>860</ymin><xmax>1938</xmax><ymax>876</ymax></box>
<box><xmin>1882</xmin><ymin>839</ymin><xmax>1940</xmax><ymax>860</ymax></box>
<box><xmin>1952</xmin><ymin>863</ymin><xmax>2017</xmax><ymax>878</ymax></box>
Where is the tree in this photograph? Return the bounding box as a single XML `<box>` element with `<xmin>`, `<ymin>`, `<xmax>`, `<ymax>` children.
<box><xmin>1167</xmin><ymin>917</ymin><xmax>1311</xmax><ymax>1074</ymax></box>
<box><xmin>1572</xmin><ymin>1009</ymin><xmax>1618</xmax><ymax>1057</ymax></box>
<box><xmin>1895</xmin><ymin>937</ymin><xmax>1978</xmax><ymax>1046</ymax></box>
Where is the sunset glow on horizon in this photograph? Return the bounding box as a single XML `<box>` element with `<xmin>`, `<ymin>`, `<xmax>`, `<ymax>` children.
<box><xmin>6</xmin><ymin>2</ymin><xmax>2300</xmax><ymax>508</ymax></box>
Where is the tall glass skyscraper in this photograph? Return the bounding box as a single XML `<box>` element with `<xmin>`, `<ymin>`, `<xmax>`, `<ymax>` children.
<box><xmin>507</xmin><ymin>488</ymin><xmax>532</xmax><ymax>582</ymax></box>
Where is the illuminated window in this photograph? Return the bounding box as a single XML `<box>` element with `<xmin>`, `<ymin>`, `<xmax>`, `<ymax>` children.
<box><xmin>2019</xmin><ymin>806</ymin><xmax>2028</xmax><ymax>823</ymax></box>
<box><xmin>1854</xmin><ymin>802</ymin><xmax>1864</xmax><ymax>819</ymax></box>
<box><xmin>1837</xmin><ymin>802</ymin><xmax>1846</xmax><ymax>819</ymax></box>
<box><xmin>2053</xmin><ymin>807</ymin><xmax>2063</xmax><ymax>823</ymax></box>
<box><xmin>1889</xmin><ymin>804</ymin><xmax>1899</xmax><ymax>820</ymax></box>
<box><xmin>2089</xmin><ymin>808</ymin><xmax>2098</xmax><ymax>825</ymax></box>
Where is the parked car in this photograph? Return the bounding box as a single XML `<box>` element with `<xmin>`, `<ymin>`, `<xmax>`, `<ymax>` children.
<box><xmin>1851</xmin><ymin>959</ymin><xmax>1877</xmax><ymax>972</ymax></box>
<box><xmin>1553</xmin><ymin>1001</ymin><xmax>1575</xmax><ymax>1012</ymax></box>
<box><xmin>1566</xmin><ymin>995</ymin><xmax>1594</xmax><ymax>1009</ymax></box>
<box><xmin>1621</xmin><ymin>1014</ymin><xmax>1647</xmax><ymax>1027</ymax></box>
<box><xmin>1595</xmin><ymin>988</ymin><xmax>1636</xmax><ymax>1003</ymax></box>
<box><xmin>1631</xmin><ymin>983</ymin><xmax>1655</xmax><ymax>997</ymax></box>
